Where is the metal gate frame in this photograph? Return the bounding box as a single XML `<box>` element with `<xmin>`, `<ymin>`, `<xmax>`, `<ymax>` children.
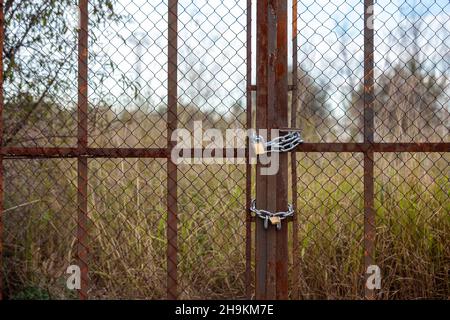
<box><xmin>0</xmin><ymin>0</ymin><xmax>448</xmax><ymax>300</ymax></box>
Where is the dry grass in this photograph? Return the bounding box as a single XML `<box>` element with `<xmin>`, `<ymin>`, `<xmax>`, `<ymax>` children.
<box><xmin>2</xmin><ymin>150</ymin><xmax>448</xmax><ymax>300</ymax></box>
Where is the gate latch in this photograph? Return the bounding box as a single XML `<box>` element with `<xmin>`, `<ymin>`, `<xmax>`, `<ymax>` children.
<box><xmin>249</xmin><ymin>199</ymin><xmax>294</xmax><ymax>230</ymax></box>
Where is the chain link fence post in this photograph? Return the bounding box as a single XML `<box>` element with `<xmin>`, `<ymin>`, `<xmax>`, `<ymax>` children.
<box><xmin>77</xmin><ymin>0</ymin><xmax>89</xmax><ymax>300</ymax></box>
<box><xmin>364</xmin><ymin>0</ymin><xmax>376</xmax><ymax>300</ymax></box>
<box><xmin>0</xmin><ymin>0</ymin><xmax>4</xmax><ymax>301</ymax></box>
<box><xmin>255</xmin><ymin>0</ymin><xmax>289</xmax><ymax>300</ymax></box>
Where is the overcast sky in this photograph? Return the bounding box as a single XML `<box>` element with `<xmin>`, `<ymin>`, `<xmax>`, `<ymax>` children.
<box><xmin>85</xmin><ymin>0</ymin><xmax>450</xmax><ymax>114</ymax></box>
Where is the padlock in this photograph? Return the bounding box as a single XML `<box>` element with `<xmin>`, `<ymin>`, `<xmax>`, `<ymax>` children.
<box><xmin>269</xmin><ymin>216</ymin><xmax>281</xmax><ymax>225</ymax></box>
<box><xmin>252</xmin><ymin>136</ymin><xmax>266</xmax><ymax>155</ymax></box>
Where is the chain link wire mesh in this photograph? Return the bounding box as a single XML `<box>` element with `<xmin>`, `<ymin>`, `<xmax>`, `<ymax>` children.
<box><xmin>1</xmin><ymin>0</ymin><xmax>448</xmax><ymax>300</ymax></box>
<box><xmin>374</xmin><ymin>153</ymin><xmax>449</xmax><ymax>299</ymax></box>
<box><xmin>291</xmin><ymin>0</ymin><xmax>449</xmax><ymax>299</ymax></box>
<box><xmin>294</xmin><ymin>0</ymin><xmax>364</xmax><ymax>142</ymax></box>
<box><xmin>178</xmin><ymin>164</ymin><xmax>246</xmax><ymax>299</ymax></box>
<box><xmin>373</xmin><ymin>0</ymin><xmax>449</xmax><ymax>143</ymax></box>
<box><xmin>3</xmin><ymin>159</ymin><xmax>78</xmax><ymax>299</ymax></box>
<box><xmin>88</xmin><ymin>0</ymin><xmax>168</xmax><ymax>149</ymax></box>
<box><xmin>290</xmin><ymin>153</ymin><xmax>364</xmax><ymax>299</ymax></box>
<box><xmin>88</xmin><ymin>158</ymin><xmax>167</xmax><ymax>299</ymax></box>
<box><xmin>3</xmin><ymin>1</ymin><xmax>79</xmax><ymax>148</ymax></box>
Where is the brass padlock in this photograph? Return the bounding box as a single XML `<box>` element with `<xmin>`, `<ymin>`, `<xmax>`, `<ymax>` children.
<box><xmin>252</xmin><ymin>136</ymin><xmax>266</xmax><ymax>155</ymax></box>
<box><xmin>269</xmin><ymin>216</ymin><xmax>281</xmax><ymax>225</ymax></box>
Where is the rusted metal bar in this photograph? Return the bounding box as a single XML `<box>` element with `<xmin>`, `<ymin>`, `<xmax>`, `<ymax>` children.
<box><xmin>0</xmin><ymin>143</ymin><xmax>448</xmax><ymax>159</ymax></box>
<box><xmin>77</xmin><ymin>157</ymin><xmax>88</xmax><ymax>300</ymax></box>
<box><xmin>373</xmin><ymin>143</ymin><xmax>449</xmax><ymax>152</ymax></box>
<box><xmin>0</xmin><ymin>0</ymin><xmax>3</xmax><ymax>300</ymax></box>
<box><xmin>77</xmin><ymin>0</ymin><xmax>89</xmax><ymax>300</ymax></box>
<box><xmin>249</xmin><ymin>84</ymin><xmax>296</xmax><ymax>91</ymax></box>
<box><xmin>273</xmin><ymin>0</ymin><xmax>289</xmax><ymax>300</ymax></box>
<box><xmin>80</xmin><ymin>148</ymin><xmax>168</xmax><ymax>158</ymax></box>
<box><xmin>264</xmin><ymin>0</ymin><xmax>278</xmax><ymax>300</ymax></box>
<box><xmin>291</xmin><ymin>0</ymin><xmax>300</xmax><ymax>301</ymax></box>
<box><xmin>0</xmin><ymin>153</ymin><xmax>2</xmax><ymax>301</ymax></box>
<box><xmin>255</xmin><ymin>0</ymin><xmax>289</xmax><ymax>300</ymax></box>
<box><xmin>0</xmin><ymin>147</ymin><xmax>168</xmax><ymax>158</ymax></box>
<box><xmin>0</xmin><ymin>147</ymin><xmax>244</xmax><ymax>158</ymax></box>
<box><xmin>245</xmin><ymin>0</ymin><xmax>253</xmax><ymax>300</ymax></box>
<box><xmin>266</xmin><ymin>0</ymin><xmax>277</xmax><ymax>299</ymax></box>
<box><xmin>255</xmin><ymin>0</ymin><xmax>269</xmax><ymax>300</ymax></box>
<box><xmin>294</xmin><ymin>143</ymin><xmax>450</xmax><ymax>152</ymax></box>
<box><xmin>167</xmin><ymin>0</ymin><xmax>178</xmax><ymax>300</ymax></box>
<box><xmin>266</xmin><ymin>0</ymin><xmax>279</xmax><ymax>299</ymax></box>
<box><xmin>364</xmin><ymin>0</ymin><xmax>376</xmax><ymax>300</ymax></box>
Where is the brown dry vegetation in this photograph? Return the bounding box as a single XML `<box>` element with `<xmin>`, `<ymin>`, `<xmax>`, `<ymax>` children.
<box><xmin>2</xmin><ymin>66</ymin><xmax>449</xmax><ymax>298</ymax></box>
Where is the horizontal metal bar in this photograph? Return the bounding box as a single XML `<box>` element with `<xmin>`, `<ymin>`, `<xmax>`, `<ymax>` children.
<box><xmin>0</xmin><ymin>147</ymin><xmax>246</xmax><ymax>158</ymax></box>
<box><xmin>372</xmin><ymin>143</ymin><xmax>450</xmax><ymax>152</ymax></box>
<box><xmin>293</xmin><ymin>143</ymin><xmax>450</xmax><ymax>153</ymax></box>
<box><xmin>1</xmin><ymin>147</ymin><xmax>168</xmax><ymax>158</ymax></box>
<box><xmin>249</xmin><ymin>85</ymin><xmax>296</xmax><ymax>91</ymax></box>
<box><xmin>1</xmin><ymin>143</ymin><xmax>448</xmax><ymax>159</ymax></box>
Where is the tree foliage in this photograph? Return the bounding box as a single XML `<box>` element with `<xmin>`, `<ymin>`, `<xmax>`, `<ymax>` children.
<box><xmin>293</xmin><ymin>67</ymin><xmax>330</xmax><ymax>141</ymax></box>
<box><xmin>347</xmin><ymin>58</ymin><xmax>449</xmax><ymax>141</ymax></box>
<box><xmin>3</xmin><ymin>0</ymin><xmax>120</xmax><ymax>145</ymax></box>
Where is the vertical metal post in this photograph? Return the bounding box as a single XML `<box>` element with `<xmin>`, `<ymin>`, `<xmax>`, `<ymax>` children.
<box><xmin>0</xmin><ymin>0</ymin><xmax>3</xmax><ymax>301</ymax></box>
<box><xmin>364</xmin><ymin>0</ymin><xmax>376</xmax><ymax>300</ymax></box>
<box><xmin>167</xmin><ymin>0</ymin><xmax>178</xmax><ymax>300</ymax></box>
<box><xmin>291</xmin><ymin>0</ymin><xmax>300</xmax><ymax>301</ymax></box>
<box><xmin>77</xmin><ymin>0</ymin><xmax>89</xmax><ymax>300</ymax></box>
<box><xmin>255</xmin><ymin>0</ymin><xmax>289</xmax><ymax>300</ymax></box>
<box><xmin>273</xmin><ymin>0</ymin><xmax>289</xmax><ymax>300</ymax></box>
<box><xmin>0</xmin><ymin>156</ymin><xmax>2</xmax><ymax>300</ymax></box>
<box><xmin>245</xmin><ymin>0</ymin><xmax>253</xmax><ymax>299</ymax></box>
<box><xmin>255</xmin><ymin>0</ymin><xmax>268</xmax><ymax>300</ymax></box>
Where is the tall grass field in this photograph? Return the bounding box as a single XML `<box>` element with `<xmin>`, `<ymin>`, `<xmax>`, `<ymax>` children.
<box><xmin>2</xmin><ymin>151</ymin><xmax>448</xmax><ymax>299</ymax></box>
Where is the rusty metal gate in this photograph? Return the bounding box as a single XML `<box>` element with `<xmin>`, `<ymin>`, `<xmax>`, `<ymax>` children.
<box><xmin>0</xmin><ymin>0</ymin><xmax>449</xmax><ymax>300</ymax></box>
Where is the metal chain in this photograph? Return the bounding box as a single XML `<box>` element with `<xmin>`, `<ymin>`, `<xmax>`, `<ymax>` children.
<box><xmin>249</xmin><ymin>199</ymin><xmax>294</xmax><ymax>230</ymax></box>
<box><xmin>250</xmin><ymin>131</ymin><xmax>299</xmax><ymax>230</ymax></box>
<box><xmin>253</xmin><ymin>131</ymin><xmax>303</xmax><ymax>153</ymax></box>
